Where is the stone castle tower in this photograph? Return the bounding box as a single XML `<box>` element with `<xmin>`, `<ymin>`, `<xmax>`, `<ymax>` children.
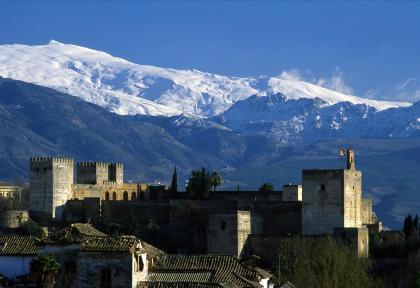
<box><xmin>302</xmin><ymin>149</ymin><xmax>362</xmax><ymax>235</ymax></box>
<box><xmin>29</xmin><ymin>157</ymin><xmax>74</xmax><ymax>221</ymax></box>
<box><xmin>76</xmin><ymin>162</ymin><xmax>123</xmax><ymax>185</ymax></box>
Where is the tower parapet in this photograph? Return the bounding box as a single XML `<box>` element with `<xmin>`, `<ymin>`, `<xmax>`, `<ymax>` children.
<box><xmin>76</xmin><ymin>162</ymin><xmax>124</xmax><ymax>185</ymax></box>
<box><xmin>29</xmin><ymin>157</ymin><xmax>74</xmax><ymax>222</ymax></box>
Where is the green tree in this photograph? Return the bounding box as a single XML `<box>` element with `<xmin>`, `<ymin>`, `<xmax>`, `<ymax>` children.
<box><xmin>211</xmin><ymin>171</ymin><xmax>222</xmax><ymax>192</ymax></box>
<box><xmin>273</xmin><ymin>237</ymin><xmax>377</xmax><ymax>288</ymax></box>
<box><xmin>22</xmin><ymin>219</ymin><xmax>45</xmax><ymax>239</ymax></box>
<box><xmin>170</xmin><ymin>167</ymin><xmax>178</xmax><ymax>195</ymax></box>
<box><xmin>404</xmin><ymin>214</ymin><xmax>414</xmax><ymax>239</ymax></box>
<box><xmin>31</xmin><ymin>254</ymin><xmax>60</xmax><ymax>288</ymax></box>
<box><xmin>186</xmin><ymin>168</ymin><xmax>212</xmax><ymax>199</ymax></box>
<box><xmin>414</xmin><ymin>214</ymin><xmax>419</xmax><ymax>234</ymax></box>
<box><xmin>259</xmin><ymin>182</ymin><xmax>274</xmax><ymax>193</ymax></box>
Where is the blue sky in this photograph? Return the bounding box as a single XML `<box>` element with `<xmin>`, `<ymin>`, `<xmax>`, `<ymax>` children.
<box><xmin>1</xmin><ymin>1</ymin><xmax>420</xmax><ymax>101</ymax></box>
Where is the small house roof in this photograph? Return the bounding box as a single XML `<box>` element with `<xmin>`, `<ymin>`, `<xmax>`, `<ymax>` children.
<box><xmin>148</xmin><ymin>255</ymin><xmax>270</xmax><ymax>288</ymax></box>
<box><xmin>0</xmin><ymin>236</ymin><xmax>38</xmax><ymax>256</ymax></box>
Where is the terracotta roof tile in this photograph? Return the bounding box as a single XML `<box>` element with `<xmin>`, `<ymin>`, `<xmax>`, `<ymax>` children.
<box><xmin>81</xmin><ymin>236</ymin><xmax>137</xmax><ymax>253</ymax></box>
<box><xmin>42</xmin><ymin>223</ymin><xmax>107</xmax><ymax>245</ymax></box>
<box><xmin>149</xmin><ymin>255</ymin><xmax>266</xmax><ymax>288</ymax></box>
<box><xmin>0</xmin><ymin>236</ymin><xmax>38</xmax><ymax>256</ymax></box>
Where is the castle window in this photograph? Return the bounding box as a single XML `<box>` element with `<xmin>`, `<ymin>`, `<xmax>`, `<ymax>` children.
<box><xmin>221</xmin><ymin>221</ymin><xmax>226</xmax><ymax>230</ymax></box>
<box><xmin>123</xmin><ymin>191</ymin><xmax>128</xmax><ymax>201</ymax></box>
<box><xmin>112</xmin><ymin>192</ymin><xmax>117</xmax><ymax>200</ymax></box>
<box><xmin>320</xmin><ymin>184</ymin><xmax>326</xmax><ymax>191</ymax></box>
<box><xmin>105</xmin><ymin>191</ymin><xmax>110</xmax><ymax>201</ymax></box>
<box><xmin>131</xmin><ymin>192</ymin><xmax>136</xmax><ymax>201</ymax></box>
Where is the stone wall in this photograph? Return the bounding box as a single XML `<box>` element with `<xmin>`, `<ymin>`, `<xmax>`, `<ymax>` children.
<box><xmin>0</xmin><ymin>210</ymin><xmax>29</xmax><ymax>229</ymax></box>
<box><xmin>362</xmin><ymin>198</ymin><xmax>374</xmax><ymax>225</ymax></box>
<box><xmin>77</xmin><ymin>252</ymin><xmax>134</xmax><ymax>288</ymax></box>
<box><xmin>255</xmin><ymin>201</ymin><xmax>302</xmax><ymax>235</ymax></box>
<box><xmin>207</xmin><ymin>211</ymin><xmax>263</xmax><ymax>258</ymax></box>
<box><xmin>343</xmin><ymin>170</ymin><xmax>362</xmax><ymax>228</ymax></box>
<box><xmin>302</xmin><ymin>170</ymin><xmax>344</xmax><ymax>235</ymax></box>
<box><xmin>333</xmin><ymin>227</ymin><xmax>369</xmax><ymax>257</ymax></box>
<box><xmin>282</xmin><ymin>184</ymin><xmax>302</xmax><ymax>202</ymax></box>
<box><xmin>29</xmin><ymin>157</ymin><xmax>74</xmax><ymax>221</ymax></box>
<box><xmin>72</xmin><ymin>183</ymin><xmax>145</xmax><ymax>201</ymax></box>
<box><xmin>108</xmin><ymin>163</ymin><xmax>124</xmax><ymax>185</ymax></box>
<box><xmin>65</xmin><ymin>198</ymin><xmax>101</xmax><ymax>225</ymax></box>
<box><xmin>76</xmin><ymin>162</ymin><xmax>109</xmax><ymax>185</ymax></box>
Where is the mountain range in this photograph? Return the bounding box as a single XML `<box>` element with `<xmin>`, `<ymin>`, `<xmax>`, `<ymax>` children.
<box><xmin>0</xmin><ymin>41</ymin><xmax>419</xmax><ymax>227</ymax></box>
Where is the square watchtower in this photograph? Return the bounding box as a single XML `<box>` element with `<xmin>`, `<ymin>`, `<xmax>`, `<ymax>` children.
<box><xmin>29</xmin><ymin>157</ymin><xmax>74</xmax><ymax>221</ymax></box>
<box><xmin>302</xmin><ymin>149</ymin><xmax>362</xmax><ymax>235</ymax></box>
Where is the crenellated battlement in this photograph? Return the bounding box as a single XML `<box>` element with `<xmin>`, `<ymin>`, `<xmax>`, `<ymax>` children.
<box><xmin>109</xmin><ymin>162</ymin><xmax>123</xmax><ymax>168</ymax></box>
<box><xmin>77</xmin><ymin>161</ymin><xmax>110</xmax><ymax>167</ymax></box>
<box><xmin>30</xmin><ymin>156</ymin><xmax>74</xmax><ymax>163</ymax></box>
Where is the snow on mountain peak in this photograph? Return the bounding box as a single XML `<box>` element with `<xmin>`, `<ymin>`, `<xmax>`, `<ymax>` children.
<box><xmin>0</xmin><ymin>40</ymin><xmax>412</xmax><ymax>117</ymax></box>
<box><xmin>268</xmin><ymin>77</ymin><xmax>411</xmax><ymax>111</ymax></box>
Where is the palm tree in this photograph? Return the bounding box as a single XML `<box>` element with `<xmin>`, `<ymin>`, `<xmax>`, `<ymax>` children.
<box><xmin>259</xmin><ymin>182</ymin><xmax>274</xmax><ymax>193</ymax></box>
<box><xmin>211</xmin><ymin>171</ymin><xmax>222</xmax><ymax>192</ymax></box>
<box><xmin>31</xmin><ymin>254</ymin><xmax>60</xmax><ymax>288</ymax></box>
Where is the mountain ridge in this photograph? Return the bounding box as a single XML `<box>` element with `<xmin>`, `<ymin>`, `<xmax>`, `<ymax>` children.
<box><xmin>0</xmin><ymin>40</ymin><xmax>410</xmax><ymax>118</ymax></box>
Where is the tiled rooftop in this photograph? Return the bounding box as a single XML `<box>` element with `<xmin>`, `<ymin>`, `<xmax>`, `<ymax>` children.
<box><xmin>42</xmin><ymin>223</ymin><xmax>108</xmax><ymax>244</ymax></box>
<box><xmin>148</xmin><ymin>255</ymin><xmax>268</xmax><ymax>288</ymax></box>
<box><xmin>0</xmin><ymin>236</ymin><xmax>38</xmax><ymax>256</ymax></box>
<box><xmin>138</xmin><ymin>282</ymin><xmax>238</xmax><ymax>288</ymax></box>
<box><xmin>81</xmin><ymin>236</ymin><xmax>137</xmax><ymax>253</ymax></box>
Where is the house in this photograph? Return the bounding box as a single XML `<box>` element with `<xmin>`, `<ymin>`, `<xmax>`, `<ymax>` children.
<box><xmin>0</xmin><ymin>235</ymin><xmax>38</xmax><ymax>280</ymax></box>
<box><xmin>40</xmin><ymin>223</ymin><xmax>163</xmax><ymax>288</ymax></box>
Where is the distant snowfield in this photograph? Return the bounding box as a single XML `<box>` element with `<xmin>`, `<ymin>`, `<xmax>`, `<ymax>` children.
<box><xmin>0</xmin><ymin>40</ymin><xmax>411</xmax><ymax>117</ymax></box>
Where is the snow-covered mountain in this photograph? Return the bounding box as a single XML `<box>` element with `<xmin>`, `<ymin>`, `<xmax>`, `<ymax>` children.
<box><xmin>0</xmin><ymin>40</ymin><xmax>411</xmax><ymax>118</ymax></box>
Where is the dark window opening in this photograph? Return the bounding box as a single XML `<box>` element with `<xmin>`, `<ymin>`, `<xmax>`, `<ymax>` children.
<box><xmin>105</xmin><ymin>191</ymin><xmax>110</xmax><ymax>201</ymax></box>
<box><xmin>320</xmin><ymin>184</ymin><xmax>326</xmax><ymax>191</ymax></box>
<box><xmin>221</xmin><ymin>221</ymin><xmax>226</xmax><ymax>230</ymax></box>
<box><xmin>100</xmin><ymin>268</ymin><xmax>112</xmax><ymax>288</ymax></box>
<box><xmin>65</xmin><ymin>260</ymin><xmax>76</xmax><ymax>274</ymax></box>
<box><xmin>123</xmin><ymin>191</ymin><xmax>128</xmax><ymax>201</ymax></box>
<box><xmin>139</xmin><ymin>191</ymin><xmax>145</xmax><ymax>200</ymax></box>
<box><xmin>131</xmin><ymin>192</ymin><xmax>136</xmax><ymax>201</ymax></box>
<box><xmin>112</xmin><ymin>192</ymin><xmax>117</xmax><ymax>200</ymax></box>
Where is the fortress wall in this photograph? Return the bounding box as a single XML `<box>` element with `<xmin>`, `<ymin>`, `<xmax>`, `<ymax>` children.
<box><xmin>255</xmin><ymin>201</ymin><xmax>302</xmax><ymax>235</ymax></box>
<box><xmin>362</xmin><ymin>198</ymin><xmax>374</xmax><ymax>225</ymax></box>
<box><xmin>302</xmin><ymin>170</ymin><xmax>344</xmax><ymax>235</ymax></box>
<box><xmin>343</xmin><ymin>170</ymin><xmax>362</xmax><ymax>228</ymax></box>
<box><xmin>101</xmin><ymin>201</ymin><xmax>170</xmax><ymax>226</ymax></box>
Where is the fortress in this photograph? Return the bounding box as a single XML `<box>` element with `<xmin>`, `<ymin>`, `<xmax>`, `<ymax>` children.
<box><xmin>28</xmin><ymin>149</ymin><xmax>381</xmax><ymax>261</ymax></box>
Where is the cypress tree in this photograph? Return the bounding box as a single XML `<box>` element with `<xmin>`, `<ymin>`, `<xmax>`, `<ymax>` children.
<box><xmin>170</xmin><ymin>167</ymin><xmax>178</xmax><ymax>195</ymax></box>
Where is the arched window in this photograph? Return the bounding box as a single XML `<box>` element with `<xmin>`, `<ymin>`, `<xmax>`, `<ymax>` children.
<box><xmin>105</xmin><ymin>191</ymin><xmax>110</xmax><ymax>201</ymax></box>
<box><xmin>123</xmin><ymin>191</ymin><xmax>128</xmax><ymax>201</ymax></box>
<box><xmin>112</xmin><ymin>192</ymin><xmax>117</xmax><ymax>200</ymax></box>
<box><xmin>131</xmin><ymin>192</ymin><xmax>136</xmax><ymax>201</ymax></box>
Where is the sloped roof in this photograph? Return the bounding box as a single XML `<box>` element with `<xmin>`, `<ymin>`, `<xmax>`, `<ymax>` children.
<box><xmin>149</xmin><ymin>255</ymin><xmax>268</xmax><ymax>288</ymax></box>
<box><xmin>80</xmin><ymin>236</ymin><xmax>137</xmax><ymax>253</ymax></box>
<box><xmin>0</xmin><ymin>236</ymin><xmax>38</xmax><ymax>256</ymax></box>
<box><xmin>140</xmin><ymin>241</ymin><xmax>165</xmax><ymax>258</ymax></box>
<box><xmin>42</xmin><ymin>223</ymin><xmax>154</xmax><ymax>254</ymax></box>
<box><xmin>42</xmin><ymin>223</ymin><xmax>107</xmax><ymax>244</ymax></box>
<box><xmin>138</xmin><ymin>282</ymin><xmax>238</xmax><ymax>288</ymax></box>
